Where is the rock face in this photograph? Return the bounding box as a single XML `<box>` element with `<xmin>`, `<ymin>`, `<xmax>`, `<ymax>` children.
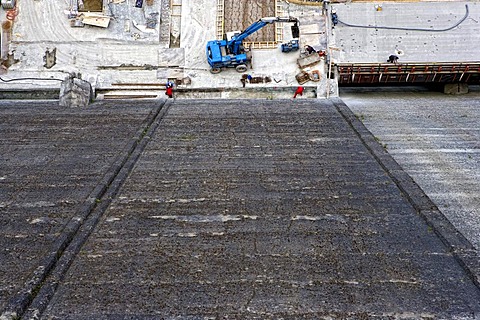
<box><xmin>59</xmin><ymin>76</ymin><xmax>93</xmax><ymax>107</ymax></box>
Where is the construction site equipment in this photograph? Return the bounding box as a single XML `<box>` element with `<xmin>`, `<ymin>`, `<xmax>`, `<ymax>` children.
<box><xmin>5</xmin><ymin>7</ymin><xmax>17</xmax><ymax>21</ymax></box>
<box><xmin>295</xmin><ymin>71</ymin><xmax>310</xmax><ymax>85</ymax></box>
<box><xmin>331</xmin><ymin>9</ymin><xmax>338</xmax><ymax>27</ymax></box>
<box><xmin>297</xmin><ymin>52</ymin><xmax>323</xmax><ymax>69</ymax></box>
<box><xmin>70</xmin><ymin>19</ymin><xmax>85</xmax><ymax>27</ymax></box>
<box><xmin>309</xmin><ymin>70</ymin><xmax>321</xmax><ymax>81</ymax></box>
<box><xmin>1</xmin><ymin>0</ymin><xmax>15</xmax><ymax>9</ymax></box>
<box><xmin>80</xmin><ymin>13</ymin><xmax>111</xmax><ymax>28</ymax></box>
<box><xmin>206</xmin><ymin>16</ymin><xmax>299</xmax><ymax>74</ymax></box>
<box><xmin>281</xmin><ymin>39</ymin><xmax>299</xmax><ymax>53</ymax></box>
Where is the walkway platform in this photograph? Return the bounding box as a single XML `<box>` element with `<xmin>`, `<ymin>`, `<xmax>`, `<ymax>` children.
<box><xmin>1</xmin><ymin>99</ymin><xmax>479</xmax><ymax>319</ymax></box>
<box><xmin>337</xmin><ymin>62</ymin><xmax>480</xmax><ymax>85</ymax></box>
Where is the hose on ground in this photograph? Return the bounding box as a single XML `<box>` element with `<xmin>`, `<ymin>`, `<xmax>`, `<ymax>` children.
<box><xmin>0</xmin><ymin>77</ymin><xmax>64</xmax><ymax>82</ymax></box>
<box><xmin>337</xmin><ymin>4</ymin><xmax>469</xmax><ymax>32</ymax></box>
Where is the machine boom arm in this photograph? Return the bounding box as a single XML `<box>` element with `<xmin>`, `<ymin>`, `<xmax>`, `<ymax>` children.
<box><xmin>229</xmin><ymin>16</ymin><xmax>299</xmax><ymax>54</ymax></box>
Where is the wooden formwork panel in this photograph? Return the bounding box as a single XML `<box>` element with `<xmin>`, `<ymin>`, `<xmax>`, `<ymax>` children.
<box><xmin>223</xmin><ymin>0</ymin><xmax>276</xmax><ymax>43</ymax></box>
<box><xmin>80</xmin><ymin>0</ymin><xmax>103</xmax><ymax>11</ymax></box>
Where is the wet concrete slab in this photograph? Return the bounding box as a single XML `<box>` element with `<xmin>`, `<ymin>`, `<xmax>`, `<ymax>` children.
<box><xmin>0</xmin><ymin>100</ymin><xmax>160</xmax><ymax>315</ymax></box>
<box><xmin>28</xmin><ymin>99</ymin><xmax>480</xmax><ymax>318</ymax></box>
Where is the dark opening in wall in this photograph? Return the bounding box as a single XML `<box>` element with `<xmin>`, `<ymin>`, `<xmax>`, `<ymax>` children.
<box><xmin>80</xmin><ymin>0</ymin><xmax>103</xmax><ymax>12</ymax></box>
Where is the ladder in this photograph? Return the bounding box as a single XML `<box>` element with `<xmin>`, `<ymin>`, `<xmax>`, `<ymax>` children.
<box><xmin>275</xmin><ymin>0</ymin><xmax>284</xmax><ymax>44</ymax></box>
<box><xmin>216</xmin><ymin>0</ymin><xmax>225</xmax><ymax>40</ymax></box>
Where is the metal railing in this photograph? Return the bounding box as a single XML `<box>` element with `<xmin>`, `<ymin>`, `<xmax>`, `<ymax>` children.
<box><xmin>337</xmin><ymin>62</ymin><xmax>480</xmax><ymax>85</ymax></box>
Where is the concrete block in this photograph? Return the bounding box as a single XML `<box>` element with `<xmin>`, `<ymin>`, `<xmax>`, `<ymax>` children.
<box><xmin>444</xmin><ymin>83</ymin><xmax>468</xmax><ymax>95</ymax></box>
<box><xmin>59</xmin><ymin>76</ymin><xmax>93</xmax><ymax>107</ymax></box>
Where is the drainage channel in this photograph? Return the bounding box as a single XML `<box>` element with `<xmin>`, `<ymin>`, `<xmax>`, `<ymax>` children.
<box><xmin>0</xmin><ymin>100</ymin><xmax>172</xmax><ymax>320</ymax></box>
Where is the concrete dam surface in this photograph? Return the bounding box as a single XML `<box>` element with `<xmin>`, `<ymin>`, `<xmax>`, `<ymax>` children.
<box><xmin>342</xmin><ymin>88</ymin><xmax>480</xmax><ymax>252</ymax></box>
<box><xmin>1</xmin><ymin>97</ymin><xmax>479</xmax><ymax>319</ymax></box>
<box><xmin>1</xmin><ymin>0</ymin><xmax>480</xmax><ymax>318</ymax></box>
